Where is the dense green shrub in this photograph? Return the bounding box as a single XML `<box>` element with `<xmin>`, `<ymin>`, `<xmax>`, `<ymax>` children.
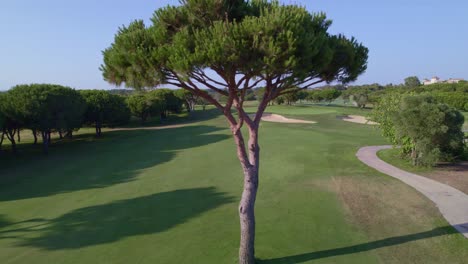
<box><xmin>353</xmin><ymin>92</ymin><xmax>369</xmax><ymax>108</ymax></box>
<box><xmin>342</xmin><ymin>84</ymin><xmax>385</xmax><ymax>107</ymax></box>
<box><xmin>127</xmin><ymin>94</ymin><xmax>162</xmax><ymax>123</ymax></box>
<box><xmin>274</xmin><ymin>96</ymin><xmax>285</xmax><ymax>105</ymax></box>
<box><xmin>307</xmin><ymin>88</ymin><xmax>341</xmax><ymax>104</ymax></box>
<box><xmin>432</xmin><ymin>92</ymin><xmax>468</xmax><ymax>111</ymax></box>
<box><xmin>371</xmin><ymin>92</ymin><xmax>405</xmax><ymax>149</ymax></box>
<box><xmin>148</xmin><ymin>89</ymin><xmax>183</xmax><ymax>118</ymax></box>
<box><xmin>307</xmin><ymin>90</ymin><xmax>323</xmax><ymax>102</ymax></box>
<box><xmin>80</xmin><ymin>90</ymin><xmax>131</xmax><ymax>136</ymax></box>
<box><xmin>404</xmin><ymin>76</ymin><xmax>421</xmax><ymax>87</ymax></box>
<box><xmin>174</xmin><ymin>89</ymin><xmax>198</xmax><ymax>112</ymax></box>
<box><xmin>320</xmin><ymin>89</ymin><xmax>342</xmax><ymax>104</ymax></box>
<box><xmin>418</xmin><ymin>82</ymin><xmax>468</xmax><ymax>93</ymax></box>
<box><xmin>281</xmin><ymin>90</ymin><xmax>299</xmax><ymax>105</ymax></box>
<box><xmin>374</xmin><ymin>94</ymin><xmax>465</xmax><ymax>166</ymax></box>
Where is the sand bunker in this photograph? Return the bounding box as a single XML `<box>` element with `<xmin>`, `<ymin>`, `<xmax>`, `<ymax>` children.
<box><xmin>340</xmin><ymin>115</ymin><xmax>378</xmax><ymax>125</ymax></box>
<box><xmin>251</xmin><ymin>113</ymin><xmax>316</xmax><ymax>124</ymax></box>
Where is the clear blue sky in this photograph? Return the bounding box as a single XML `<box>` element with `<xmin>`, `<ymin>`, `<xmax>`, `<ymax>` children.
<box><xmin>1</xmin><ymin>0</ymin><xmax>467</xmax><ymax>90</ymax></box>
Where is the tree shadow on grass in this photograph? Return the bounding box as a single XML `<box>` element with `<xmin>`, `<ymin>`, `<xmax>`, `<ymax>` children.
<box><xmin>257</xmin><ymin>225</ymin><xmax>463</xmax><ymax>264</ymax></box>
<box><xmin>0</xmin><ymin>125</ymin><xmax>229</xmax><ymax>201</ymax></box>
<box><xmin>0</xmin><ymin>187</ymin><xmax>234</xmax><ymax>249</ymax></box>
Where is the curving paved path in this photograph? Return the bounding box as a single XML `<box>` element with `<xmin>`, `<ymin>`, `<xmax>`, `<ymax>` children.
<box><xmin>357</xmin><ymin>145</ymin><xmax>468</xmax><ymax>238</ymax></box>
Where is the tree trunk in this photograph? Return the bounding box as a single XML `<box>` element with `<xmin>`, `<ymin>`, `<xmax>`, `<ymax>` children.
<box><xmin>59</xmin><ymin>131</ymin><xmax>63</xmax><ymax>139</ymax></box>
<box><xmin>235</xmin><ymin>126</ymin><xmax>260</xmax><ymax>264</ymax></box>
<box><xmin>185</xmin><ymin>100</ymin><xmax>192</xmax><ymax>112</ymax></box>
<box><xmin>66</xmin><ymin>130</ymin><xmax>73</xmax><ymax>139</ymax></box>
<box><xmin>190</xmin><ymin>101</ymin><xmax>196</xmax><ymax>111</ymax></box>
<box><xmin>17</xmin><ymin>129</ymin><xmax>21</xmax><ymax>142</ymax></box>
<box><xmin>41</xmin><ymin>131</ymin><xmax>49</xmax><ymax>154</ymax></box>
<box><xmin>5</xmin><ymin>128</ymin><xmax>17</xmax><ymax>153</ymax></box>
<box><xmin>32</xmin><ymin>129</ymin><xmax>38</xmax><ymax>144</ymax></box>
<box><xmin>238</xmin><ymin>167</ymin><xmax>258</xmax><ymax>264</ymax></box>
<box><xmin>0</xmin><ymin>130</ymin><xmax>5</xmax><ymax>150</ymax></box>
<box><xmin>95</xmin><ymin>122</ymin><xmax>102</xmax><ymax>137</ymax></box>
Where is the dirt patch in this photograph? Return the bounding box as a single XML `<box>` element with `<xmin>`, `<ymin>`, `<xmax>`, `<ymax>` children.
<box><xmin>339</xmin><ymin>115</ymin><xmax>378</xmax><ymax>125</ymax></box>
<box><xmin>251</xmin><ymin>113</ymin><xmax>316</xmax><ymax>124</ymax></box>
<box><xmin>334</xmin><ymin>176</ymin><xmax>439</xmax><ymax>234</ymax></box>
<box><xmin>422</xmin><ymin>162</ymin><xmax>468</xmax><ymax>195</ymax></box>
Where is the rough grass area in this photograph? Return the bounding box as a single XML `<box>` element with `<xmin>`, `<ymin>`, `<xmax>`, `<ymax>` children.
<box><xmin>334</xmin><ymin>175</ymin><xmax>468</xmax><ymax>264</ymax></box>
<box><xmin>1</xmin><ymin>105</ymin><xmax>467</xmax><ymax>263</ymax></box>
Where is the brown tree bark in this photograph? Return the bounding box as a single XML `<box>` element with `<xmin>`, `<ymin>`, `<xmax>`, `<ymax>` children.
<box><xmin>238</xmin><ymin>166</ymin><xmax>258</xmax><ymax>264</ymax></box>
<box><xmin>32</xmin><ymin>129</ymin><xmax>38</xmax><ymax>144</ymax></box>
<box><xmin>42</xmin><ymin>130</ymin><xmax>50</xmax><ymax>154</ymax></box>
<box><xmin>237</xmin><ymin>126</ymin><xmax>260</xmax><ymax>264</ymax></box>
<box><xmin>226</xmin><ymin>94</ymin><xmax>265</xmax><ymax>264</ymax></box>
<box><xmin>95</xmin><ymin>122</ymin><xmax>102</xmax><ymax>137</ymax></box>
<box><xmin>5</xmin><ymin>128</ymin><xmax>17</xmax><ymax>153</ymax></box>
<box><xmin>66</xmin><ymin>130</ymin><xmax>73</xmax><ymax>139</ymax></box>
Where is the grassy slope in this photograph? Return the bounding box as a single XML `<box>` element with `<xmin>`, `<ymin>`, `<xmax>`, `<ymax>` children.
<box><xmin>1</xmin><ymin>105</ymin><xmax>467</xmax><ymax>263</ymax></box>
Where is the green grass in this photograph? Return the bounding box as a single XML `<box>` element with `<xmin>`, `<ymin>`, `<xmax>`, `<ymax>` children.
<box><xmin>1</xmin><ymin>105</ymin><xmax>468</xmax><ymax>263</ymax></box>
<box><xmin>377</xmin><ymin>148</ymin><xmax>434</xmax><ymax>174</ymax></box>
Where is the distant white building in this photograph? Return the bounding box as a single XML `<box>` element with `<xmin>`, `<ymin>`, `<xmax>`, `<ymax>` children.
<box><xmin>446</xmin><ymin>78</ymin><xmax>464</xmax><ymax>84</ymax></box>
<box><xmin>422</xmin><ymin>76</ymin><xmax>441</xmax><ymax>85</ymax></box>
<box><xmin>422</xmin><ymin>76</ymin><xmax>464</xmax><ymax>85</ymax></box>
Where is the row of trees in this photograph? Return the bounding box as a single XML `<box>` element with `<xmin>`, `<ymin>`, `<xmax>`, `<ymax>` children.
<box><xmin>372</xmin><ymin>93</ymin><xmax>466</xmax><ymax>166</ymax></box>
<box><xmin>0</xmin><ymin>85</ymin><xmax>131</xmax><ymax>153</ymax></box>
<box><xmin>306</xmin><ymin>88</ymin><xmax>342</xmax><ymax>104</ymax></box>
<box><xmin>343</xmin><ymin>81</ymin><xmax>468</xmax><ymax>111</ymax></box>
<box><xmin>126</xmin><ymin>89</ymin><xmax>185</xmax><ymax>123</ymax></box>
<box><xmin>205</xmin><ymin>86</ymin><xmax>343</xmax><ymax>106</ymax></box>
<box><xmin>254</xmin><ymin>87</ymin><xmax>342</xmax><ymax>105</ymax></box>
<box><xmin>193</xmin><ymin>79</ymin><xmax>466</xmax><ymax>111</ymax></box>
<box><xmin>0</xmin><ymin>85</ymin><xmax>194</xmax><ymax>153</ymax></box>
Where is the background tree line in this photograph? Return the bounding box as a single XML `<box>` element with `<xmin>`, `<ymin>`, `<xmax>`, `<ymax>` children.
<box><xmin>0</xmin><ymin>84</ymin><xmax>195</xmax><ymax>153</ymax></box>
<box><xmin>342</xmin><ymin>79</ymin><xmax>468</xmax><ymax>111</ymax></box>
